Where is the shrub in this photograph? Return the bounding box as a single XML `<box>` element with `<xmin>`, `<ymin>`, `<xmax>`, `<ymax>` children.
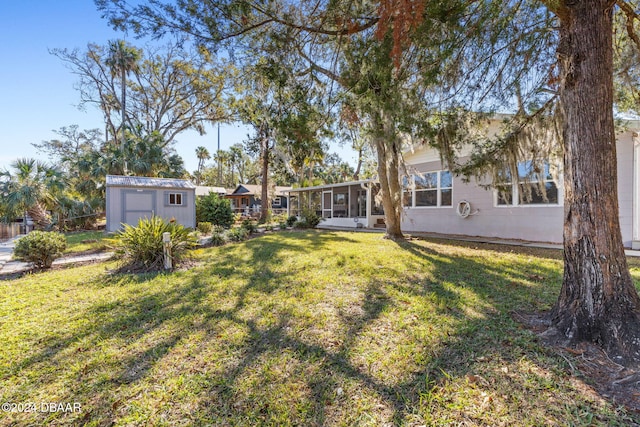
<box><xmin>286</xmin><ymin>216</ymin><xmax>298</xmax><ymax>227</ymax></box>
<box><xmin>13</xmin><ymin>231</ymin><xmax>67</xmax><ymax>269</ymax></box>
<box><xmin>110</xmin><ymin>216</ymin><xmax>197</xmax><ymax>271</ymax></box>
<box><xmin>227</xmin><ymin>227</ymin><xmax>249</xmax><ymax>242</ymax></box>
<box><xmin>295</xmin><ymin>208</ymin><xmax>323</xmax><ymax>229</ymax></box>
<box><xmin>279</xmin><ymin>221</ymin><xmax>287</xmax><ymax>230</ymax></box>
<box><xmin>241</xmin><ymin>218</ymin><xmax>258</xmax><ymax>234</ymax></box>
<box><xmin>196</xmin><ymin>193</ymin><xmax>234</xmax><ymax>229</ymax></box>
<box><xmin>272</xmin><ymin>212</ymin><xmax>288</xmax><ymax>225</ymax></box>
<box><xmin>209</xmin><ymin>232</ymin><xmax>226</xmax><ymax>246</ymax></box>
<box><xmin>197</xmin><ymin>222</ymin><xmax>213</xmax><ymax>234</ymax></box>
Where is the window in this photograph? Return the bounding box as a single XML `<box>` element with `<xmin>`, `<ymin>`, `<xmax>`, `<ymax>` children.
<box><xmin>403</xmin><ymin>171</ymin><xmax>453</xmax><ymax>208</ymax></box>
<box><xmin>273</xmin><ymin>196</ymin><xmax>282</xmax><ymax>206</ymax></box>
<box><xmin>166</xmin><ymin>192</ymin><xmax>185</xmax><ymax>206</ymax></box>
<box><xmin>496</xmin><ymin>161</ymin><xmax>560</xmax><ymax>206</ymax></box>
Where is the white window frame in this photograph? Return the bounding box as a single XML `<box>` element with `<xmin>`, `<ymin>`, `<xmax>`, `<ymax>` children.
<box><xmin>403</xmin><ymin>170</ymin><xmax>453</xmax><ymax>209</ymax></box>
<box><xmin>494</xmin><ymin>161</ymin><xmax>562</xmax><ymax>208</ymax></box>
<box><xmin>166</xmin><ymin>192</ymin><xmax>186</xmax><ymax>206</ymax></box>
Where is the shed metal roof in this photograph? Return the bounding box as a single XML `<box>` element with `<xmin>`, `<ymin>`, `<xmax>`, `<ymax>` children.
<box><xmin>106</xmin><ymin>175</ymin><xmax>196</xmax><ymax>189</ymax></box>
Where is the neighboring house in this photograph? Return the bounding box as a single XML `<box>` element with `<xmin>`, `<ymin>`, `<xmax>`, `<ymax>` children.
<box><xmin>106</xmin><ymin>175</ymin><xmax>196</xmax><ymax>232</ymax></box>
<box><xmin>287</xmin><ymin>180</ymin><xmax>386</xmax><ymax>229</ymax></box>
<box><xmin>195</xmin><ymin>186</ymin><xmax>227</xmax><ymax>197</ymax></box>
<box><xmin>401</xmin><ymin>117</ymin><xmax>640</xmax><ymax>248</ymax></box>
<box><xmin>225</xmin><ymin>184</ymin><xmax>292</xmax><ymax>216</ymax></box>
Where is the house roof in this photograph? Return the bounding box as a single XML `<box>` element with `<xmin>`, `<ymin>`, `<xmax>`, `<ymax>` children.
<box><xmin>286</xmin><ymin>179</ymin><xmax>375</xmax><ymax>193</ymax></box>
<box><xmin>106</xmin><ymin>175</ymin><xmax>196</xmax><ymax>189</ymax></box>
<box><xmin>228</xmin><ymin>184</ymin><xmax>292</xmax><ymax>197</ymax></box>
<box><xmin>195</xmin><ymin>186</ymin><xmax>227</xmax><ymax>196</ymax></box>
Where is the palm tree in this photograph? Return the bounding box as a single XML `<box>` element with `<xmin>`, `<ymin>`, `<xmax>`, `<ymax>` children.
<box><xmin>214</xmin><ymin>150</ymin><xmax>230</xmax><ymax>186</ymax></box>
<box><xmin>105</xmin><ymin>40</ymin><xmax>141</xmax><ymax>146</ymax></box>
<box><xmin>195</xmin><ymin>146</ymin><xmax>211</xmax><ymax>184</ymax></box>
<box><xmin>0</xmin><ymin>158</ymin><xmax>65</xmax><ymax>229</ymax></box>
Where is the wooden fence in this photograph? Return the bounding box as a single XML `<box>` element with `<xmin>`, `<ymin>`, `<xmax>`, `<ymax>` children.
<box><xmin>0</xmin><ymin>223</ymin><xmax>21</xmax><ymax>240</ymax></box>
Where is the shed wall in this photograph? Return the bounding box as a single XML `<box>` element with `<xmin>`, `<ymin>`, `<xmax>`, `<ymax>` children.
<box><xmin>106</xmin><ymin>185</ymin><xmax>196</xmax><ymax>232</ymax></box>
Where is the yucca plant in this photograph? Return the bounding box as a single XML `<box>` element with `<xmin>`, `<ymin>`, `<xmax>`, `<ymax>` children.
<box><xmin>110</xmin><ymin>216</ymin><xmax>197</xmax><ymax>271</ymax></box>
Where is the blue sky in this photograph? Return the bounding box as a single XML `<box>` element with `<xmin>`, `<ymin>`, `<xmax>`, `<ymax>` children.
<box><xmin>0</xmin><ymin>1</ymin><xmax>357</xmax><ymax>176</ymax></box>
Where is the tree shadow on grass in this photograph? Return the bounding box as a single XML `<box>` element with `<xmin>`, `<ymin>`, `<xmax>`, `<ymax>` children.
<box><xmin>3</xmin><ymin>232</ymin><xmax>638</xmax><ymax>425</ymax></box>
<box><xmin>2</xmin><ymin>231</ymin><xmax>359</xmax><ymax>425</ymax></box>
<box><xmin>182</xmin><ymin>236</ymin><xmax>610</xmax><ymax>425</ymax></box>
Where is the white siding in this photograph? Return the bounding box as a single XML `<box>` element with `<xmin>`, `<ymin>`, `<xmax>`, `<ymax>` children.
<box><xmin>401</xmin><ymin>159</ymin><xmax>564</xmax><ymax>243</ymax></box>
<box><xmin>617</xmin><ymin>131</ymin><xmax>635</xmax><ymax>246</ymax></box>
<box><xmin>402</xmin><ymin>125</ymin><xmax>638</xmax><ymax>246</ymax></box>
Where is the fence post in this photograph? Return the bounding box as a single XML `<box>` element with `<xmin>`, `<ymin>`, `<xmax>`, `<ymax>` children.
<box><xmin>162</xmin><ymin>232</ymin><xmax>172</xmax><ymax>270</ymax></box>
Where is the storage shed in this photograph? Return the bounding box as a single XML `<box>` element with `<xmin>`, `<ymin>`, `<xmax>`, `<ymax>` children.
<box><xmin>106</xmin><ymin>175</ymin><xmax>196</xmax><ymax>232</ymax></box>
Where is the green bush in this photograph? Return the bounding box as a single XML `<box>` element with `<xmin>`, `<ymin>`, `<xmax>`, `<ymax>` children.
<box><xmin>227</xmin><ymin>227</ymin><xmax>249</xmax><ymax>242</ymax></box>
<box><xmin>13</xmin><ymin>231</ymin><xmax>67</xmax><ymax>269</ymax></box>
<box><xmin>241</xmin><ymin>218</ymin><xmax>258</xmax><ymax>234</ymax></box>
<box><xmin>295</xmin><ymin>208</ymin><xmax>323</xmax><ymax>229</ymax></box>
<box><xmin>197</xmin><ymin>222</ymin><xmax>213</xmax><ymax>234</ymax></box>
<box><xmin>272</xmin><ymin>212</ymin><xmax>288</xmax><ymax>225</ymax></box>
<box><xmin>110</xmin><ymin>216</ymin><xmax>197</xmax><ymax>271</ymax></box>
<box><xmin>209</xmin><ymin>232</ymin><xmax>226</xmax><ymax>246</ymax></box>
<box><xmin>286</xmin><ymin>216</ymin><xmax>298</xmax><ymax>227</ymax></box>
<box><xmin>196</xmin><ymin>193</ymin><xmax>234</xmax><ymax>229</ymax></box>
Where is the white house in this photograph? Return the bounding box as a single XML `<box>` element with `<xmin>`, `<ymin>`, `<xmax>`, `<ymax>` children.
<box><xmin>105</xmin><ymin>175</ymin><xmax>196</xmax><ymax>232</ymax></box>
<box><xmin>401</xmin><ymin>118</ymin><xmax>640</xmax><ymax>248</ymax></box>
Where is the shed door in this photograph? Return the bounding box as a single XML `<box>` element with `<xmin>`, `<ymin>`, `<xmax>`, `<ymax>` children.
<box><xmin>123</xmin><ymin>190</ymin><xmax>155</xmax><ymax>226</ymax></box>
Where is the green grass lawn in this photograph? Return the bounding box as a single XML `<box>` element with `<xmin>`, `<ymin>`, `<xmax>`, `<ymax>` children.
<box><xmin>1</xmin><ymin>231</ymin><xmax>639</xmax><ymax>426</ymax></box>
<box><xmin>63</xmin><ymin>230</ymin><xmax>109</xmax><ymax>254</ymax></box>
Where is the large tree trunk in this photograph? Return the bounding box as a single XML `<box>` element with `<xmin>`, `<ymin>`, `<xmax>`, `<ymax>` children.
<box><xmin>260</xmin><ymin>127</ymin><xmax>270</xmax><ymax>223</ymax></box>
<box><xmin>551</xmin><ymin>0</ymin><xmax>640</xmax><ymax>366</ymax></box>
<box><xmin>373</xmin><ymin>112</ymin><xmax>404</xmax><ymax>239</ymax></box>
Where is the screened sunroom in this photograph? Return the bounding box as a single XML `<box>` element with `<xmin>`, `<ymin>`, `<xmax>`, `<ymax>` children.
<box><xmin>286</xmin><ymin>180</ymin><xmax>385</xmax><ymax>229</ymax></box>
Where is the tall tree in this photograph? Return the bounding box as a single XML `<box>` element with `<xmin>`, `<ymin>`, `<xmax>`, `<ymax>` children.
<box><xmin>77</xmin><ymin>128</ymin><xmax>186</xmax><ymax>181</ymax></box>
<box><xmin>195</xmin><ymin>146</ymin><xmax>211</xmax><ymax>184</ymax></box>
<box><xmin>548</xmin><ymin>0</ymin><xmax>640</xmax><ymax>365</ymax></box>
<box><xmin>105</xmin><ymin>40</ymin><xmax>141</xmax><ymax>145</ymax></box>
<box><xmin>52</xmin><ymin>40</ymin><xmax>230</xmax><ymax>147</ymax></box>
